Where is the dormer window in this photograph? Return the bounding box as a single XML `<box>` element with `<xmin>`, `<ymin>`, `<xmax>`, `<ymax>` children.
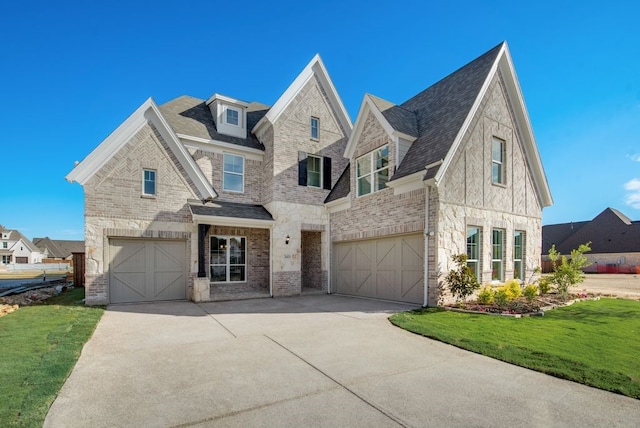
<box><xmin>226</xmin><ymin>107</ymin><xmax>240</xmax><ymax>126</ymax></box>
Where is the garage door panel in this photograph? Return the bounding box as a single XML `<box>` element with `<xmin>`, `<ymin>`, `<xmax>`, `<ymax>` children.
<box><xmin>333</xmin><ymin>234</ymin><xmax>424</xmax><ymax>304</ymax></box>
<box><xmin>110</xmin><ymin>239</ymin><xmax>186</xmax><ymax>304</ymax></box>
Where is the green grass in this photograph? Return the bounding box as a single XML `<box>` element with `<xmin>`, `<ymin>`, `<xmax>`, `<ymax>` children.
<box><xmin>390</xmin><ymin>298</ymin><xmax>640</xmax><ymax>399</ymax></box>
<box><xmin>0</xmin><ymin>288</ymin><xmax>104</xmax><ymax>427</ymax></box>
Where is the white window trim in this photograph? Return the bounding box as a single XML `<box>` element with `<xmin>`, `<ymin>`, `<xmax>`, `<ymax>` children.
<box><xmin>492</xmin><ymin>137</ymin><xmax>506</xmax><ymax>185</ymax></box>
<box><xmin>307</xmin><ymin>154</ymin><xmax>323</xmax><ymax>188</ymax></box>
<box><xmin>142</xmin><ymin>168</ymin><xmax>157</xmax><ymax>197</ymax></box>
<box><xmin>209</xmin><ymin>235</ymin><xmax>247</xmax><ymax>283</ymax></box>
<box><xmin>466</xmin><ymin>226</ymin><xmax>481</xmax><ymax>280</ymax></box>
<box><xmin>311</xmin><ymin>117</ymin><xmax>319</xmax><ymax>140</ymax></box>
<box><xmin>356</xmin><ymin>145</ymin><xmax>389</xmax><ymax>197</ymax></box>
<box><xmin>223</xmin><ymin>153</ymin><xmax>245</xmax><ymax>193</ymax></box>
<box><xmin>514</xmin><ymin>230</ymin><xmax>525</xmax><ymax>281</ymax></box>
<box><xmin>492</xmin><ymin>228</ymin><xmax>505</xmax><ymax>282</ymax></box>
<box><xmin>224</xmin><ymin>106</ymin><xmax>241</xmax><ymax>127</ymax></box>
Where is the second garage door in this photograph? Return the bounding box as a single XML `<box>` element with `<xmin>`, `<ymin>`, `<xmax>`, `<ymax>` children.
<box><xmin>109</xmin><ymin>239</ymin><xmax>187</xmax><ymax>304</ymax></box>
<box><xmin>333</xmin><ymin>234</ymin><xmax>424</xmax><ymax>304</ymax></box>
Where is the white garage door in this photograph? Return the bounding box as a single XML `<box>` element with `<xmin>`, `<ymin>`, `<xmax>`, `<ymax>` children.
<box><xmin>109</xmin><ymin>239</ymin><xmax>187</xmax><ymax>304</ymax></box>
<box><xmin>333</xmin><ymin>234</ymin><xmax>424</xmax><ymax>304</ymax></box>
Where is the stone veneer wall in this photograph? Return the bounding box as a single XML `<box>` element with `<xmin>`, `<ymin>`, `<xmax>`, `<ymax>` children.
<box><xmin>435</xmin><ymin>72</ymin><xmax>543</xmax><ymax>298</ymax></box>
<box><xmin>83</xmin><ymin>122</ymin><xmax>199</xmax><ymax>305</ymax></box>
<box><xmin>205</xmin><ymin>226</ymin><xmax>269</xmax><ymax>292</ymax></box>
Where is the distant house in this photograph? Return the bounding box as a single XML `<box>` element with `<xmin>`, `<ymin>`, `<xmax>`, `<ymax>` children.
<box><xmin>33</xmin><ymin>237</ymin><xmax>85</xmax><ymax>261</ymax></box>
<box><xmin>542</xmin><ymin>208</ymin><xmax>640</xmax><ymax>273</ymax></box>
<box><xmin>0</xmin><ymin>226</ymin><xmax>43</xmax><ymax>265</ymax></box>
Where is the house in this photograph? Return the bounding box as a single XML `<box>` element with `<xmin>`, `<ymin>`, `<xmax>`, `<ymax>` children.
<box><xmin>0</xmin><ymin>226</ymin><xmax>43</xmax><ymax>265</ymax></box>
<box><xmin>542</xmin><ymin>208</ymin><xmax>640</xmax><ymax>273</ymax></box>
<box><xmin>66</xmin><ymin>42</ymin><xmax>552</xmax><ymax>306</ymax></box>
<box><xmin>33</xmin><ymin>237</ymin><xmax>85</xmax><ymax>260</ymax></box>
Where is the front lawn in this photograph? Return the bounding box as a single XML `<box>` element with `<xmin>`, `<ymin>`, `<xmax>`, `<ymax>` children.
<box><xmin>0</xmin><ymin>287</ymin><xmax>104</xmax><ymax>426</ymax></box>
<box><xmin>390</xmin><ymin>298</ymin><xmax>640</xmax><ymax>399</ymax></box>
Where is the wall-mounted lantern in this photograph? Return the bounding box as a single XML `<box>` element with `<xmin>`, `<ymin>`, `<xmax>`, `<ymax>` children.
<box><xmin>285</xmin><ymin>235</ymin><xmax>290</xmax><ymax>245</ymax></box>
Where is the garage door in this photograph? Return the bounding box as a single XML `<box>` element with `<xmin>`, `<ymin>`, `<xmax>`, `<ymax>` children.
<box><xmin>109</xmin><ymin>239</ymin><xmax>186</xmax><ymax>304</ymax></box>
<box><xmin>333</xmin><ymin>234</ymin><xmax>424</xmax><ymax>304</ymax></box>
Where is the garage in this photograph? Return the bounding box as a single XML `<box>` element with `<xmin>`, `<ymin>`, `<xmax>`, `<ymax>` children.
<box><xmin>109</xmin><ymin>239</ymin><xmax>187</xmax><ymax>304</ymax></box>
<box><xmin>333</xmin><ymin>234</ymin><xmax>424</xmax><ymax>304</ymax></box>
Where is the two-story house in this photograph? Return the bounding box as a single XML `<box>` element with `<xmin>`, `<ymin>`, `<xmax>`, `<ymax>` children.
<box><xmin>67</xmin><ymin>42</ymin><xmax>551</xmax><ymax>306</ymax></box>
<box><xmin>0</xmin><ymin>226</ymin><xmax>43</xmax><ymax>265</ymax></box>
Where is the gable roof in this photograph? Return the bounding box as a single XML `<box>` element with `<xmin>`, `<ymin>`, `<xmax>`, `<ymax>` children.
<box><xmin>253</xmin><ymin>54</ymin><xmax>352</xmax><ymax>136</ymax></box>
<box><xmin>65</xmin><ymin>98</ymin><xmax>217</xmax><ymax>199</ymax></box>
<box><xmin>33</xmin><ymin>237</ymin><xmax>85</xmax><ymax>258</ymax></box>
<box><xmin>159</xmin><ymin>95</ymin><xmax>268</xmax><ymax>151</ymax></box>
<box><xmin>2</xmin><ymin>229</ymin><xmax>40</xmax><ymax>253</ymax></box>
<box><xmin>324</xmin><ymin>163</ymin><xmax>351</xmax><ymax>203</ymax></box>
<box><xmin>344</xmin><ymin>42</ymin><xmax>552</xmax><ymax>208</ymax></box>
<box><xmin>545</xmin><ymin>208</ymin><xmax>640</xmax><ymax>255</ymax></box>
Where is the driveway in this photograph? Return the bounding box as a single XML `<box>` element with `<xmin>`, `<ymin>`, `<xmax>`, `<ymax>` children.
<box><xmin>45</xmin><ymin>295</ymin><xmax>639</xmax><ymax>427</ymax></box>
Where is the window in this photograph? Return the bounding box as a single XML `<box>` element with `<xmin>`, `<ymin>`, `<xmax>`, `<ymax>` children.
<box><xmin>210</xmin><ymin>236</ymin><xmax>246</xmax><ymax>283</ymax></box>
<box><xmin>143</xmin><ymin>169</ymin><xmax>156</xmax><ymax>196</ymax></box>
<box><xmin>310</xmin><ymin>117</ymin><xmax>319</xmax><ymax>139</ymax></box>
<box><xmin>225</xmin><ymin>107</ymin><xmax>239</xmax><ymax>126</ymax></box>
<box><xmin>514</xmin><ymin>231</ymin><xmax>525</xmax><ymax>281</ymax></box>
<box><xmin>466</xmin><ymin>227</ymin><xmax>481</xmax><ymax>280</ymax></box>
<box><xmin>1</xmin><ymin>255</ymin><xmax>10</xmax><ymax>264</ymax></box>
<box><xmin>357</xmin><ymin>145</ymin><xmax>389</xmax><ymax>197</ymax></box>
<box><xmin>492</xmin><ymin>137</ymin><xmax>505</xmax><ymax>185</ymax></box>
<box><xmin>492</xmin><ymin>229</ymin><xmax>504</xmax><ymax>281</ymax></box>
<box><xmin>307</xmin><ymin>155</ymin><xmax>322</xmax><ymax>188</ymax></box>
<box><xmin>2</xmin><ymin>242</ymin><xmax>6</xmax><ymax>249</ymax></box>
<box><xmin>223</xmin><ymin>153</ymin><xmax>244</xmax><ymax>192</ymax></box>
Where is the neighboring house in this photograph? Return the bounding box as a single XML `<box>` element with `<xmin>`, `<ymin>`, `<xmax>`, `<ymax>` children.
<box><xmin>67</xmin><ymin>42</ymin><xmax>552</xmax><ymax>306</ymax></box>
<box><xmin>33</xmin><ymin>237</ymin><xmax>85</xmax><ymax>260</ymax></box>
<box><xmin>0</xmin><ymin>226</ymin><xmax>43</xmax><ymax>264</ymax></box>
<box><xmin>542</xmin><ymin>208</ymin><xmax>640</xmax><ymax>273</ymax></box>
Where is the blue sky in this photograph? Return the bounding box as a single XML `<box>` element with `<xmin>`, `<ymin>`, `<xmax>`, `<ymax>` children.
<box><xmin>1</xmin><ymin>0</ymin><xmax>638</xmax><ymax>240</ymax></box>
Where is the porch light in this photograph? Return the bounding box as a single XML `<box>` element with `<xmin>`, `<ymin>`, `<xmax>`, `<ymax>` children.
<box><xmin>285</xmin><ymin>235</ymin><xmax>290</xmax><ymax>245</ymax></box>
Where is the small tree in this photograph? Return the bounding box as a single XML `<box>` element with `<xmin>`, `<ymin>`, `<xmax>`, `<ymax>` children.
<box><xmin>443</xmin><ymin>254</ymin><xmax>480</xmax><ymax>302</ymax></box>
<box><xmin>546</xmin><ymin>242</ymin><xmax>592</xmax><ymax>298</ymax></box>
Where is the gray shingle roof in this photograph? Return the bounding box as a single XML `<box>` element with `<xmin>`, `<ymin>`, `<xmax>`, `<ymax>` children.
<box><xmin>33</xmin><ymin>238</ymin><xmax>85</xmax><ymax>258</ymax></box>
<box><xmin>324</xmin><ymin>163</ymin><xmax>351</xmax><ymax>203</ymax></box>
<box><xmin>159</xmin><ymin>96</ymin><xmax>269</xmax><ymax>151</ymax></box>
<box><xmin>542</xmin><ymin>208</ymin><xmax>640</xmax><ymax>254</ymax></box>
<box><xmin>392</xmin><ymin>42</ymin><xmax>504</xmax><ymax>181</ymax></box>
<box><xmin>368</xmin><ymin>95</ymin><xmax>418</xmax><ymax>138</ymax></box>
<box><xmin>189</xmin><ymin>201</ymin><xmax>274</xmax><ymax>222</ymax></box>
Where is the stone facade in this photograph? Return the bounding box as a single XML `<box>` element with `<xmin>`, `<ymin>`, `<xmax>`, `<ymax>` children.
<box><xmin>436</xmin><ymin>73</ymin><xmax>542</xmax><ymax>294</ymax></box>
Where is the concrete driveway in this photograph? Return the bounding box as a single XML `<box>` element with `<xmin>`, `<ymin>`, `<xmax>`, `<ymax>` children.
<box><xmin>45</xmin><ymin>295</ymin><xmax>639</xmax><ymax>427</ymax></box>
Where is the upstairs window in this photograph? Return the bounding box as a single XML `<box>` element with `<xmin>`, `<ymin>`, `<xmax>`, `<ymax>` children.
<box><xmin>225</xmin><ymin>107</ymin><xmax>240</xmax><ymax>126</ymax></box>
<box><xmin>298</xmin><ymin>152</ymin><xmax>331</xmax><ymax>189</ymax></box>
<box><xmin>2</xmin><ymin>242</ymin><xmax>7</xmax><ymax>249</ymax></box>
<box><xmin>310</xmin><ymin>117</ymin><xmax>319</xmax><ymax>140</ymax></box>
<box><xmin>466</xmin><ymin>227</ymin><xmax>481</xmax><ymax>280</ymax></box>
<box><xmin>357</xmin><ymin>145</ymin><xmax>389</xmax><ymax>197</ymax></box>
<box><xmin>223</xmin><ymin>153</ymin><xmax>244</xmax><ymax>193</ymax></box>
<box><xmin>143</xmin><ymin>169</ymin><xmax>156</xmax><ymax>196</ymax></box>
<box><xmin>492</xmin><ymin>137</ymin><xmax>505</xmax><ymax>185</ymax></box>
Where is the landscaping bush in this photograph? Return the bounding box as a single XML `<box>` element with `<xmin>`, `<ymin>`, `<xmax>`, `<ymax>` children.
<box><xmin>537</xmin><ymin>276</ymin><xmax>552</xmax><ymax>295</ymax></box>
<box><xmin>494</xmin><ymin>288</ymin><xmax>509</xmax><ymax>308</ymax></box>
<box><xmin>523</xmin><ymin>284</ymin><xmax>538</xmax><ymax>302</ymax></box>
<box><xmin>477</xmin><ymin>286</ymin><xmax>494</xmax><ymax>305</ymax></box>
<box><xmin>504</xmin><ymin>279</ymin><xmax>522</xmax><ymax>300</ymax></box>
<box><xmin>443</xmin><ymin>254</ymin><xmax>480</xmax><ymax>302</ymax></box>
<box><xmin>546</xmin><ymin>242</ymin><xmax>592</xmax><ymax>298</ymax></box>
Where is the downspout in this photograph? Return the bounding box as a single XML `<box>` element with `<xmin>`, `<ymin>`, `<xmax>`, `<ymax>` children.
<box><xmin>269</xmin><ymin>226</ymin><xmax>274</xmax><ymax>297</ymax></box>
<box><xmin>423</xmin><ymin>185</ymin><xmax>430</xmax><ymax>307</ymax></box>
<box><xmin>327</xmin><ymin>215</ymin><xmax>331</xmax><ymax>295</ymax></box>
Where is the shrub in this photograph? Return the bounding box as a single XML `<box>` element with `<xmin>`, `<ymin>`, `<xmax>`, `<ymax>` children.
<box><xmin>537</xmin><ymin>276</ymin><xmax>552</xmax><ymax>295</ymax></box>
<box><xmin>477</xmin><ymin>286</ymin><xmax>494</xmax><ymax>305</ymax></box>
<box><xmin>494</xmin><ymin>288</ymin><xmax>509</xmax><ymax>308</ymax></box>
<box><xmin>443</xmin><ymin>254</ymin><xmax>480</xmax><ymax>302</ymax></box>
<box><xmin>504</xmin><ymin>279</ymin><xmax>522</xmax><ymax>300</ymax></box>
<box><xmin>523</xmin><ymin>284</ymin><xmax>538</xmax><ymax>302</ymax></box>
<box><xmin>547</xmin><ymin>242</ymin><xmax>592</xmax><ymax>298</ymax></box>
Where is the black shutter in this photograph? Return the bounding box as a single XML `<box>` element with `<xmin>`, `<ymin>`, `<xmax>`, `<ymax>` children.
<box><xmin>323</xmin><ymin>156</ymin><xmax>332</xmax><ymax>190</ymax></box>
<box><xmin>298</xmin><ymin>151</ymin><xmax>307</xmax><ymax>186</ymax></box>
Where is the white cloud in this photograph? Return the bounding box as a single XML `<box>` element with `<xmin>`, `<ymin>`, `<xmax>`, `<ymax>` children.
<box><xmin>624</xmin><ymin>178</ymin><xmax>640</xmax><ymax>208</ymax></box>
<box><xmin>627</xmin><ymin>154</ymin><xmax>640</xmax><ymax>162</ymax></box>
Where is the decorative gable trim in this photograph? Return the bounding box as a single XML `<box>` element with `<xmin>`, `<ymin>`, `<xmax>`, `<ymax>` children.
<box><xmin>344</xmin><ymin>94</ymin><xmax>417</xmax><ymax>160</ymax></box>
<box><xmin>434</xmin><ymin>42</ymin><xmax>552</xmax><ymax>208</ymax></box>
<box><xmin>252</xmin><ymin>54</ymin><xmax>352</xmax><ymax>136</ymax></box>
<box><xmin>325</xmin><ymin>196</ymin><xmax>351</xmax><ymax>213</ymax></box>
<box><xmin>386</xmin><ymin>170</ymin><xmax>424</xmax><ymax>195</ymax></box>
<box><xmin>66</xmin><ymin>98</ymin><xmax>217</xmax><ymax>199</ymax></box>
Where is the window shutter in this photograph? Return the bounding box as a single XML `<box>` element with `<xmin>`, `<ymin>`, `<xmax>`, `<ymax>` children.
<box><xmin>323</xmin><ymin>156</ymin><xmax>332</xmax><ymax>190</ymax></box>
<box><xmin>298</xmin><ymin>151</ymin><xmax>307</xmax><ymax>186</ymax></box>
